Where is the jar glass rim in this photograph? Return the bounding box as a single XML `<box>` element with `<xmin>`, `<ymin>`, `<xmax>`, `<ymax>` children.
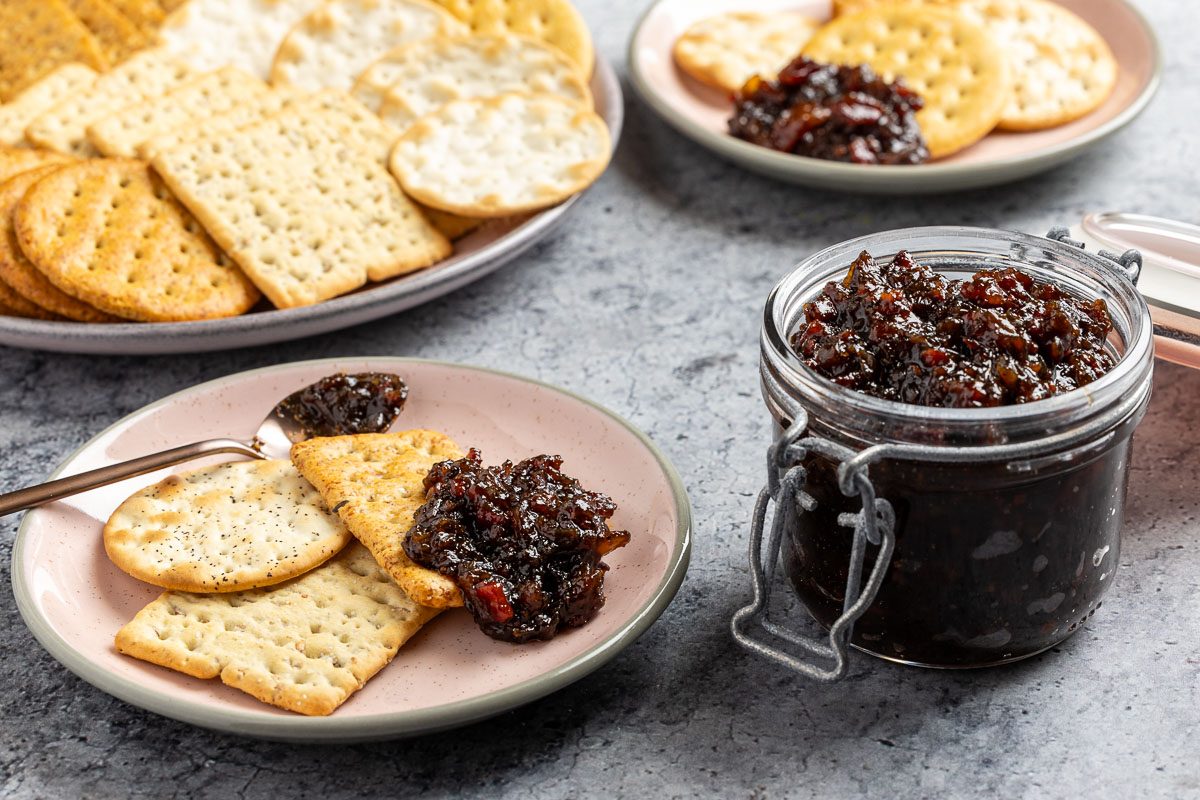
<box><xmin>762</xmin><ymin>226</ymin><xmax>1155</xmax><ymax>437</ymax></box>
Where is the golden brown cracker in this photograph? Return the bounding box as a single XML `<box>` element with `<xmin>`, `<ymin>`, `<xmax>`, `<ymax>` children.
<box><xmin>14</xmin><ymin>158</ymin><xmax>260</xmax><ymax>322</ymax></box>
<box><xmin>832</xmin><ymin>0</ymin><xmax>962</xmax><ymax>16</ymax></box>
<box><xmin>107</xmin><ymin>0</ymin><xmax>166</xmax><ymax>32</ymax></box>
<box><xmin>427</xmin><ymin>0</ymin><xmax>593</xmax><ymax>74</ymax></box>
<box><xmin>115</xmin><ymin>543</ymin><xmax>442</xmax><ymax>716</ymax></box>
<box><xmin>291</xmin><ymin>430</ymin><xmax>466</xmax><ymax>609</ymax></box>
<box><xmin>0</xmin><ymin>274</ymin><xmax>62</xmax><ymax>320</ymax></box>
<box><xmin>802</xmin><ymin>4</ymin><xmax>1009</xmax><ymax>159</ymax></box>
<box><xmin>64</xmin><ymin>0</ymin><xmax>151</xmax><ymax>65</ymax></box>
<box><xmin>0</xmin><ymin>146</ymin><xmax>76</xmax><ymax>185</ymax></box>
<box><xmin>0</xmin><ymin>166</ymin><xmax>119</xmax><ymax>322</ymax></box>
<box><xmin>0</xmin><ymin>0</ymin><xmax>108</xmax><ymax>102</ymax></box>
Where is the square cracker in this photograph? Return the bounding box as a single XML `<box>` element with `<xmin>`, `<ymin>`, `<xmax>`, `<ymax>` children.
<box><xmin>115</xmin><ymin>543</ymin><xmax>442</xmax><ymax>716</ymax></box>
<box><xmin>26</xmin><ymin>49</ymin><xmax>198</xmax><ymax>156</ymax></box>
<box><xmin>136</xmin><ymin>85</ymin><xmax>306</xmax><ymax>159</ymax></box>
<box><xmin>88</xmin><ymin>67</ymin><xmax>275</xmax><ymax>158</ymax></box>
<box><xmin>107</xmin><ymin>0</ymin><xmax>166</xmax><ymax>32</ymax></box>
<box><xmin>0</xmin><ymin>0</ymin><xmax>108</xmax><ymax>102</ymax></box>
<box><xmin>291</xmin><ymin>430</ymin><xmax>465</xmax><ymax>609</ymax></box>
<box><xmin>0</xmin><ymin>65</ymin><xmax>98</xmax><ymax>147</ymax></box>
<box><xmin>151</xmin><ymin>90</ymin><xmax>452</xmax><ymax>308</ymax></box>
<box><xmin>64</xmin><ymin>0</ymin><xmax>151</xmax><ymax>65</ymax></box>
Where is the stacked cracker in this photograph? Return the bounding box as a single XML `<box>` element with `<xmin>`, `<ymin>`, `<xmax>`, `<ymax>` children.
<box><xmin>675</xmin><ymin>0</ymin><xmax>1118</xmax><ymax>159</ymax></box>
<box><xmin>105</xmin><ymin>430</ymin><xmax>466</xmax><ymax>715</ymax></box>
<box><xmin>0</xmin><ymin>0</ymin><xmax>611</xmax><ymax>322</ymax></box>
<box><xmin>0</xmin><ymin>50</ymin><xmax>261</xmax><ymax>322</ymax></box>
<box><xmin>0</xmin><ymin>0</ymin><xmax>175</xmax><ymax>103</ymax></box>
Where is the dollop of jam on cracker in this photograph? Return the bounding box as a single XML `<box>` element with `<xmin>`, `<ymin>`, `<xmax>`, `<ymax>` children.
<box><xmin>404</xmin><ymin>450</ymin><xmax>631</xmax><ymax>643</ymax></box>
<box><xmin>729</xmin><ymin>56</ymin><xmax>929</xmax><ymax>165</ymax></box>
<box><xmin>791</xmin><ymin>250</ymin><xmax>1117</xmax><ymax>407</ymax></box>
<box><xmin>274</xmin><ymin>372</ymin><xmax>408</xmax><ymax>438</ymax></box>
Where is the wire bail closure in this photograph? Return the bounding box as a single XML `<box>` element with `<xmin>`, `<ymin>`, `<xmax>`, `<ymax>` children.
<box><xmin>730</xmin><ymin>407</ymin><xmax>896</xmax><ymax>682</ymax></box>
<box><xmin>1046</xmin><ymin>226</ymin><xmax>1143</xmax><ymax>286</ymax></box>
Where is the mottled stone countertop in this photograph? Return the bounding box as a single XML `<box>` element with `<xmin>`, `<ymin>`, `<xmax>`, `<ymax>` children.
<box><xmin>2</xmin><ymin>1</ymin><xmax>1197</xmax><ymax>797</ymax></box>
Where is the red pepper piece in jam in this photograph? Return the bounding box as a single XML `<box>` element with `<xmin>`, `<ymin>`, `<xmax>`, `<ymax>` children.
<box><xmin>403</xmin><ymin>450</ymin><xmax>631</xmax><ymax>643</ymax></box>
<box><xmin>790</xmin><ymin>250</ymin><xmax>1118</xmax><ymax>407</ymax></box>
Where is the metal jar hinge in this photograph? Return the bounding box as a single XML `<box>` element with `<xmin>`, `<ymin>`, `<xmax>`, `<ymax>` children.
<box><xmin>730</xmin><ymin>407</ymin><xmax>896</xmax><ymax>682</ymax></box>
<box><xmin>1046</xmin><ymin>226</ymin><xmax>1143</xmax><ymax>286</ymax></box>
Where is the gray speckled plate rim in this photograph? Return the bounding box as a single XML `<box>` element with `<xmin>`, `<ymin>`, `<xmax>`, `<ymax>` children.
<box><xmin>0</xmin><ymin>59</ymin><xmax>625</xmax><ymax>356</ymax></box>
<box><xmin>627</xmin><ymin>0</ymin><xmax>1162</xmax><ymax>194</ymax></box>
<box><xmin>10</xmin><ymin>357</ymin><xmax>693</xmax><ymax>743</ymax></box>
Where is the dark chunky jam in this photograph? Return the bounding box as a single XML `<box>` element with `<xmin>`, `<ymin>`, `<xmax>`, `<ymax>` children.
<box><xmin>274</xmin><ymin>372</ymin><xmax>408</xmax><ymax>438</ymax></box>
<box><xmin>790</xmin><ymin>250</ymin><xmax>1117</xmax><ymax>407</ymax></box>
<box><xmin>729</xmin><ymin>56</ymin><xmax>929</xmax><ymax>165</ymax></box>
<box><xmin>782</xmin><ymin>440</ymin><xmax>1131</xmax><ymax>667</ymax></box>
<box><xmin>404</xmin><ymin>450</ymin><xmax>631</xmax><ymax>643</ymax></box>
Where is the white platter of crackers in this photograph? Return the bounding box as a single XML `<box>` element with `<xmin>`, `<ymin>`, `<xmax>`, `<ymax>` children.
<box><xmin>629</xmin><ymin>0</ymin><xmax>1160</xmax><ymax>193</ymax></box>
<box><xmin>0</xmin><ymin>0</ymin><xmax>621</xmax><ymax>354</ymax></box>
<box><xmin>11</xmin><ymin>358</ymin><xmax>692</xmax><ymax>741</ymax></box>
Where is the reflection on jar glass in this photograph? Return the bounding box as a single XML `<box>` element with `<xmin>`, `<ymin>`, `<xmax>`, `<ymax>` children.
<box><xmin>758</xmin><ymin>227</ymin><xmax>1154</xmax><ymax>669</ymax></box>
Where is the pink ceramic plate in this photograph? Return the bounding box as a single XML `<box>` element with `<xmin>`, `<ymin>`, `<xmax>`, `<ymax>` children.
<box><xmin>11</xmin><ymin>359</ymin><xmax>691</xmax><ymax>742</ymax></box>
<box><xmin>628</xmin><ymin>0</ymin><xmax>1160</xmax><ymax>193</ymax></box>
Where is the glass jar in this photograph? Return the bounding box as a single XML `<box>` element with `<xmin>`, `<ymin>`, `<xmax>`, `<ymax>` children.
<box><xmin>734</xmin><ymin>227</ymin><xmax>1155</xmax><ymax>676</ymax></box>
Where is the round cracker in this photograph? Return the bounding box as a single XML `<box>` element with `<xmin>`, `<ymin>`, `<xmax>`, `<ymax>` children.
<box><xmin>269</xmin><ymin>0</ymin><xmax>467</xmax><ymax>92</ymax></box>
<box><xmin>802</xmin><ymin>4</ymin><xmax>1009</xmax><ymax>159</ymax></box>
<box><xmin>673</xmin><ymin>11</ymin><xmax>820</xmax><ymax>93</ymax></box>
<box><xmin>0</xmin><ymin>271</ymin><xmax>61</xmax><ymax>319</ymax></box>
<box><xmin>0</xmin><ymin>166</ymin><xmax>120</xmax><ymax>322</ymax></box>
<box><xmin>832</xmin><ymin>0</ymin><xmax>961</xmax><ymax>17</ymax></box>
<box><xmin>372</xmin><ymin>33</ymin><xmax>592</xmax><ymax>132</ymax></box>
<box><xmin>389</xmin><ymin>92</ymin><xmax>610</xmax><ymax>218</ymax></box>
<box><xmin>0</xmin><ymin>144</ymin><xmax>74</xmax><ymax>184</ymax></box>
<box><xmin>965</xmin><ymin>0</ymin><xmax>1116</xmax><ymax>130</ymax></box>
<box><xmin>14</xmin><ymin>158</ymin><xmax>260</xmax><ymax>322</ymax></box>
<box><xmin>426</xmin><ymin>0</ymin><xmax>593</xmax><ymax>75</ymax></box>
<box><xmin>104</xmin><ymin>459</ymin><xmax>354</xmax><ymax>593</ymax></box>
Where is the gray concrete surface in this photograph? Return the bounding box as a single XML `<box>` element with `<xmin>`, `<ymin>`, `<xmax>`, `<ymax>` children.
<box><xmin>2</xmin><ymin>1</ymin><xmax>1197</xmax><ymax>797</ymax></box>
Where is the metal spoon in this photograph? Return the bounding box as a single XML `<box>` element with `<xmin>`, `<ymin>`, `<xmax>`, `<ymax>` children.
<box><xmin>0</xmin><ymin>372</ymin><xmax>409</xmax><ymax>517</ymax></box>
<box><xmin>0</xmin><ymin>401</ymin><xmax>306</xmax><ymax>518</ymax></box>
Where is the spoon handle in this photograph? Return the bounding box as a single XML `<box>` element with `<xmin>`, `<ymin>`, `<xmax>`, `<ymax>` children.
<box><xmin>0</xmin><ymin>439</ymin><xmax>262</xmax><ymax>517</ymax></box>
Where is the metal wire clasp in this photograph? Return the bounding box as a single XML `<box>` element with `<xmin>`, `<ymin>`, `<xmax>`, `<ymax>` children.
<box><xmin>1046</xmin><ymin>226</ymin><xmax>1142</xmax><ymax>286</ymax></box>
<box><xmin>730</xmin><ymin>408</ymin><xmax>896</xmax><ymax>681</ymax></box>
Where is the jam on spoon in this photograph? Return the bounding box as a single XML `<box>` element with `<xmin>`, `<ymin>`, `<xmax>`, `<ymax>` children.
<box><xmin>273</xmin><ymin>372</ymin><xmax>409</xmax><ymax>438</ymax></box>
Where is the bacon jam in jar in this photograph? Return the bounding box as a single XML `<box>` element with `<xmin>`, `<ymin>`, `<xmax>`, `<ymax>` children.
<box><xmin>753</xmin><ymin>228</ymin><xmax>1154</xmax><ymax>669</ymax></box>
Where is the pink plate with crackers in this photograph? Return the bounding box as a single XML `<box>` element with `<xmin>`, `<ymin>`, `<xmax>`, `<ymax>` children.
<box><xmin>629</xmin><ymin>0</ymin><xmax>1160</xmax><ymax>193</ymax></box>
<box><xmin>11</xmin><ymin>358</ymin><xmax>691</xmax><ymax>742</ymax></box>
